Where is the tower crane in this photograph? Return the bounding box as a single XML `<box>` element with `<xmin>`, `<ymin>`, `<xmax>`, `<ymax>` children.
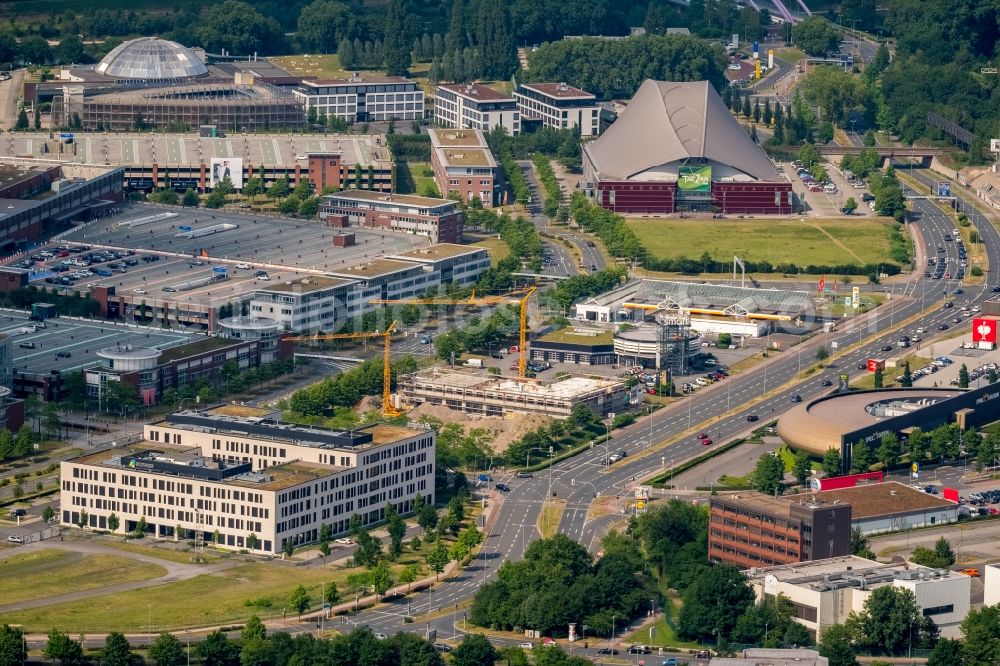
<box><xmin>370</xmin><ymin>287</ymin><xmax>538</xmax><ymax>377</ymax></box>
<box><xmin>282</xmin><ymin>321</ymin><xmax>401</xmax><ymax>418</ymax></box>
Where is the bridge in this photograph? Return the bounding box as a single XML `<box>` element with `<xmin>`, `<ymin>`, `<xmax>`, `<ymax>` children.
<box><xmin>816</xmin><ymin>146</ymin><xmax>947</xmax><ymax>158</ymax></box>
<box><xmin>667</xmin><ymin>0</ymin><xmax>811</xmax><ymax>23</ymax></box>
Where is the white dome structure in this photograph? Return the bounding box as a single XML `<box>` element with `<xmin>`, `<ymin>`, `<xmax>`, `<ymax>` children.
<box><xmin>96</xmin><ymin>37</ymin><xmax>208</xmax><ymax>81</ymax></box>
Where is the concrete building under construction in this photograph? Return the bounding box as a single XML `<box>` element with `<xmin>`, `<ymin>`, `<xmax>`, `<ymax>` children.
<box><xmin>397</xmin><ymin>368</ymin><xmax>627</xmax><ymax>418</ymax></box>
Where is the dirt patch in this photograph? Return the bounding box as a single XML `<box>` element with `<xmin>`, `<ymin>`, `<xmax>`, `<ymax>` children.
<box><xmin>405</xmin><ymin>402</ymin><xmax>551</xmax><ymax>454</ymax></box>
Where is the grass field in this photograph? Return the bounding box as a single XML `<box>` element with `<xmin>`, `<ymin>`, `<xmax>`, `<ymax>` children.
<box><xmin>537</xmin><ymin>500</ymin><xmax>564</xmax><ymax>539</ymax></box>
<box><xmin>0</xmin><ymin>550</ymin><xmax>166</xmax><ymax>605</ymax></box>
<box><xmin>627</xmin><ymin>218</ymin><xmax>894</xmax><ymax>267</ymax></box>
<box><xmin>269</xmin><ymin>55</ymin><xmax>436</xmax><ymax>94</ymax></box>
<box><xmin>472</xmin><ymin>238</ymin><xmax>510</xmax><ymax>265</ymax></box>
<box><xmin>93</xmin><ymin>539</ymin><xmax>221</xmax><ymax>565</ymax></box>
<box><xmin>395</xmin><ymin>161</ymin><xmax>436</xmax><ymax>196</ymax></box>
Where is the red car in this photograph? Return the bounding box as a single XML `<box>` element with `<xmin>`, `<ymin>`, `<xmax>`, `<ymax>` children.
<box><xmin>809</xmin><ymin>185</ymin><xmax>823</xmax><ymax>192</ymax></box>
<box><xmin>697</xmin><ymin>432</ymin><xmax>708</xmax><ymax>439</ymax></box>
<box><xmin>701</xmin><ymin>438</ymin><xmax>713</xmax><ymax>446</ymax></box>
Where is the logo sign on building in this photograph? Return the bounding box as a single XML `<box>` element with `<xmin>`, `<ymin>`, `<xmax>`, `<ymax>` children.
<box><xmin>852</xmin><ymin>286</ymin><xmax>860</xmax><ymax>307</ymax></box>
<box><xmin>867</xmin><ymin>358</ymin><xmax>884</xmax><ymax>373</ymax></box>
<box><xmin>677</xmin><ymin>166</ymin><xmax>712</xmax><ymax>192</ymax></box>
<box><xmin>209</xmin><ymin>157</ymin><xmax>244</xmax><ymax>190</ymax></box>
<box><xmin>937</xmin><ymin>181</ymin><xmax>950</xmax><ymax>197</ymax></box>
<box><xmin>973</xmin><ymin>317</ymin><xmax>997</xmax><ymax>344</ymax></box>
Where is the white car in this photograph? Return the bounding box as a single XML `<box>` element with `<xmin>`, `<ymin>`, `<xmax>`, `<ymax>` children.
<box><xmin>334</xmin><ymin>537</ymin><xmax>352</xmax><ymax>545</ymax></box>
<box><xmin>133</xmin><ymin>288</ymin><xmax>146</xmax><ymax>294</ymax></box>
<box><xmin>520</xmin><ymin>642</ymin><xmax>534</xmax><ymax>650</ymax></box>
<box><xmin>374</xmin><ymin>633</ymin><xmax>387</xmax><ymax>640</ymax></box>
<box><xmin>236</xmin><ymin>263</ymin><xmax>251</xmax><ymax>269</ymax></box>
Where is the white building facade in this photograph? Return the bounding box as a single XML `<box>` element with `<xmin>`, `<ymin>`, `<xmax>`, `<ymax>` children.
<box><xmin>293</xmin><ymin>76</ymin><xmax>425</xmax><ymax>123</ymax></box>
<box><xmin>435</xmin><ymin>83</ymin><xmax>519</xmax><ymax>134</ymax></box>
<box><xmin>513</xmin><ymin>82</ymin><xmax>599</xmax><ymax>137</ymax></box>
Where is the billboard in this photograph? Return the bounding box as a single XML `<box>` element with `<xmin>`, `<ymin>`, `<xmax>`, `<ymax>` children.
<box><xmin>209</xmin><ymin>157</ymin><xmax>243</xmax><ymax>190</ymax></box>
<box><xmin>991</xmin><ymin>139</ymin><xmax>1000</xmax><ymax>153</ymax></box>
<box><xmin>812</xmin><ymin>471</ymin><xmax>883</xmax><ymax>491</ymax></box>
<box><xmin>677</xmin><ymin>166</ymin><xmax>712</xmax><ymax>192</ymax></box>
<box><xmin>937</xmin><ymin>181</ymin><xmax>950</xmax><ymax>197</ymax></box>
<box><xmin>973</xmin><ymin>317</ymin><xmax>997</xmax><ymax>344</ymax></box>
<box><xmin>852</xmin><ymin>286</ymin><xmax>860</xmax><ymax>307</ymax></box>
<box><xmin>867</xmin><ymin>358</ymin><xmax>884</xmax><ymax>373</ymax></box>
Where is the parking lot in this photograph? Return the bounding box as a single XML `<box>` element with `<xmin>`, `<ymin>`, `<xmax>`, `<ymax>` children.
<box><xmin>4</xmin><ymin>311</ymin><xmax>196</xmax><ymax>375</ymax></box>
<box><xmin>780</xmin><ymin>160</ymin><xmax>876</xmax><ymax>217</ymax></box>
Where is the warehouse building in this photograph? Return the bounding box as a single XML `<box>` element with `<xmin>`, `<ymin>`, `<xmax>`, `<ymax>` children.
<box><xmin>745</xmin><ymin>556</ymin><xmax>972</xmax><ymax>640</ymax></box>
<box><xmin>398</xmin><ymin>367</ymin><xmax>627</xmax><ymax>418</ymax></box>
<box><xmin>582</xmin><ymin>80</ymin><xmax>792</xmax><ymax>214</ymax></box>
<box><xmin>791</xmin><ymin>481</ymin><xmax>958</xmax><ymax>535</ymax></box>
<box><xmin>61</xmin><ymin>407</ymin><xmax>436</xmax><ymax>555</ymax></box>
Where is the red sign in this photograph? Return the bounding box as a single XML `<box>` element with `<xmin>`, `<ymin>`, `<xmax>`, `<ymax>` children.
<box><xmin>813</xmin><ymin>471</ymin><xmax>883</xmax><ymax>491</ymax></box>
<box><xmin>867</xmin><ymin>359</ymin><xmax>884</xmax><ymax>373</ymax></box>
<box><xmin>943</xmin><ymin>487</ymin><xmax>959</xmax><ymax>503</ymax></box>
<box><xmin>973</xmin><ymin>318</ymin><xmax>998</xmax><ymax>344</ymax></box>
<box><xmin>818</xmin><ymin>276</ymin><xmax>826</xmax><ymax>292</ymax></box>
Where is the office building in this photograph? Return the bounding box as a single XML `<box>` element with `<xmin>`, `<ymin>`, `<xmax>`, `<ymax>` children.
<box><xmin>319</xmin><ymin>189</ymin><xmax>465</xmax><ymax>243</ymax></box>
<box><xmin>984</xmin><ymin>562</ymin><xmax>1000</xmax><ymax>607</ymax></box>
<box><xmin>708</xmin><ymin>491</ymin><xmax>853</xmax><ymax>569</ymax></box>
<box><xmin>293</xmin><ymin>75</ymin><xmax>425</xmax><ymax>123</ymax></box>
<box><xmin>61</xmin><ymin>407</ymin><xmax>436</xmax><ymax>555</ymax></box>
<box><xmin>745</xmin><ymin>556</ymin><xmax>972</xmax><ymax>640</ymax></box>
<box><xmin>514</xmin><ymin>82</ymin><xmax>599</xmax><ymax>137</ymax></box>
<box><xmin>428</xmin><ymin>128</ymin><xmax>499</xmax><ymax>207</ymax></box>
<box><xmin>435</xmin><ymin>83</ymin><xmax>519</xmax><ymax>134</ymax></box>
<box><xmin>249</xmin><ymin>275</ymin><xmax>359</xmax><ymax>333</ymax></box>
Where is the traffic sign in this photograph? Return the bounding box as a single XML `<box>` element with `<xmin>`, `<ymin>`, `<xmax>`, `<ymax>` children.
<box><xmin>912</xmin><ymin>462</ymin><xmax>919</xmax><ymax>473</ymax></box>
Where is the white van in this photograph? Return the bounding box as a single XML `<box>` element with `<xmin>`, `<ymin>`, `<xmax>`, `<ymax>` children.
<box><xmin>824</xmin><ymin>183</ymin><xmax>837</xmax><ymax>194</ymax></box>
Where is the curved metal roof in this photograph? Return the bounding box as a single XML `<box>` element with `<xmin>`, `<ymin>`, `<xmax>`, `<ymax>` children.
<box><xmin>96</xmin><ymin>37</ymin><xmax>208</xmax><ymax>81</ymax></box>
<box><xmin>584</xmin><ymin>79</ymin><xmax>781</xmax><ymax>182</ymax></box>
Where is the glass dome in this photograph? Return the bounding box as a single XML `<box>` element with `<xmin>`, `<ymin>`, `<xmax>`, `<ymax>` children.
<box><xmin>96</xmin><ymin>37</ymin><xmax>208</xmax><ymax>81</ymax></box>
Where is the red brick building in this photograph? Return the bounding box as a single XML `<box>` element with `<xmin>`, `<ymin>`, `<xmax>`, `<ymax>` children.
<box><xmin>708</xmin><ymin>492</ymin><xmax>852</xmax><ymax>569</ymax></box>
<box><xmin>583</xmin><ymin>80</ymin><xmax>792</xmax><ymax>215</ymax></box>
<box><xmin>427</xmin><ymin>128</ymin><xmax>499</xmax><ymax>207</ymax></box>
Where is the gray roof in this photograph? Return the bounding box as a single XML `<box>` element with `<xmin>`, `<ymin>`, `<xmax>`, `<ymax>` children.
<box><xmin>96</xmin><ymin>37</ymin><xmax>208</xmax><ymax>81</ymax></box>
<box><xmin>630</xmin><ymin>279</ymin><xmax>811</xmax><ymax>316</ymax></box>
<box><xmin>584</xmin><ymin>79</ymin><xmax>780</xmax><ymax>182</ymax></box>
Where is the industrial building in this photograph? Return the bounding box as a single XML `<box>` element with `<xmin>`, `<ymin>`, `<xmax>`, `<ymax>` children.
<box><xmin>397</xmin><ymin>367</ymin><xmax>628</xmax><ymax>418</ymax></box>
<box><xmin>434</xmin><ymin>83</ymin><xmax>519</xmax><ymax>135</ymax></box>
<box><xmin>248</xmin><ymin>244</ymin><xmax>490</xmax><ymax>333</ymax></box>
<box><xmin>319</xmin><ymin>189</ymin><xmax>465</xmax><ymax>243</ymax></box>
<box><xmin>513</xmin><ymin>82</ymin><xmax>599</xmax><ymax>136</ymax></box>
<box><xmin>745</xmin><ymin>556</ymin><xmax>972</xmax><ymax>640</ymax></box>
<box><xmin>60</xmin><ymin>407</ymin><xmax>436</xmax><ymax>555</ymax></box>
<box><xmin>4</xmin><ymin>133</ymin><xmax>393</xmax><ymax>195</ymax></box>
<box><xmin>793</xmin><ymin>481</ymin><xmax>958</xmax><ymax>535</ymax></box>
<box><xmin>575</xmin><ymin>279</ymin><xmax>812</xmax><ymax>339</ymax></box>
<box><xmin>708</xmin><ymin>491</ymin><xmax>853</xmax><ymax>569</ymax></box>
<box><xmin>292</xmin><ymin>75</ymin><xmax>425</xmax><ymax>123</ymax></box>
<box><xmin>0</xmin><ymin>160</ymin><xmax>123</xmax><ymax>252</ymax></box>
<box><xmin>47</xmin><ymin>37</ymin><xmax>306</xmax><ymax>132</ymax></box>
<box><xmin>582</xmin><ymin>80</ymin><xmax>792</xmax><ymax>214</ymax></box>
<box><xmin>427</xmin><ymin>128</ymin><xmax>500</xmax><ymax>207</ymax></box>
<box><xmin>778</xmin><ymin>386</ymin><xmax>1000</xmax><ymax>472</ymax></box>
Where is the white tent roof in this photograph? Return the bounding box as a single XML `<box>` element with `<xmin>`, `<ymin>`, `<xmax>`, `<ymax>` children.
<box><xmin>584</xmin><ymin>79</ymin><xmax>781</xmax><ymax>182</ymax></box>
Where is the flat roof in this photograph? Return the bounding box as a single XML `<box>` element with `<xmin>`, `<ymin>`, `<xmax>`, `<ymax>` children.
<box><xmin>520</xmin><ymin>82</ymin><xmax>595</xmax><ymax>99</ymax></box>
<box><xmin>388</xmin><ymin>243</ymin><xmax>486</xmax><ymax>262</ymax></box>
<box><xmin>439</xmin><ymin>147</ymin><xmax>496</xmax><ymax>168</ymax></box>
<box><xmin>157</xmin><ymin>336</ymin><xmax>245</xmax><ymax>363</ymax></box>
<box><xmin>307</xmin><ymin>76</ymin><xmax>412</xmax><ymax>86</ymax></box>
<box><xmin>362</xmin><ymin>423</ymin><xmax>426</xmax><ymax>446</ymax></box>
<box><xmin>327</xmin><ymin>189</ymin><xmax>453</xmax><ymax>208</ymax></box>
<box><xmin>258</xmin><ymin>275</ymin><xmax>354</xmax><ymax>294</ymax></box>
<box><xmin>711</xmin><ymin>491</ymin><xmax>802</xmax><ymax>520</ymax></box>
<box><xmin>537</xmin><ymin>326</ymin><xmax>614</xmax><ymax>345</ymax></box>
<box><xmin>329</xmin><ymin>258</ymin><xmax>416</xmax><ymax>279</ymax></box>
<box><xmin>405</xmin><ymin>368</ymin><xmax>624</xmax><ymax>398</ymax></box>
<box><xmin>438</xmin><ymin>83</ymin><xmax>514</xmax><ymax>102</ymax></box>
<box><xmin>744</xmin><ymin>554</ymin><xmax>967</xmax><ymax>589</ymax></box>
<box><xmin>427</xmin><ymin>128</ymin><xmax>487</xmax><ymax>147</ymax></box>
<box><xmin>0</xmin><ymin>163</ymin><xmax>52</xmax><ymax>188</ymax></box>
<box><xmin>790</xmin><ymin>481</ymin><xmax>955</xmax><ymax>519</ymax></box>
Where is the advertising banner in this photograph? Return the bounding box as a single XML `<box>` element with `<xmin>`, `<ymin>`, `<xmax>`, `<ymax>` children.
<box><xmin>852</xmin><ymin>286</ymin><xmax>860</xmax><ymax>307</ymax></box>
<box><xmin>937</xmin><ymin>181</ymin><xmax>950</xmax><ymax>197</ymax></box>
<box><xmin>209</xmin><ymin>157</ymin><xmax>243</xmax><ymax>190</ymax></box>
<box><xmin>973</xmin><ymin>317</ymin><xmax>998</xmax><ymax>344</ymax></box>
<box><xmin>867</xmin><ymin>358</ymin><xmax>884</xmax><ymax>373</ymax></box>
<box><xmin>677</xmin><ymin>166</ymin><xmax>712</xmax><ymax>192</ymax></box>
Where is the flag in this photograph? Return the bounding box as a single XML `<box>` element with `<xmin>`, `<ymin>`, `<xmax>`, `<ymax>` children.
<box><xmin>818</xmin><ymin>276</ymin><xmax>826</xmax><ymax>292</ymax></box>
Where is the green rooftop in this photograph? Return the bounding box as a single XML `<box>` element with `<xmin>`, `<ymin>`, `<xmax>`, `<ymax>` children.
<box><xmin>537</xmin><ymin>327</ymin><xmax>614</xmax><ymax>346</ymax></box>
<box><xmin>158</xmin><ymin>336</ymin><xmax>243</xmax><ymax>363</ymax></box>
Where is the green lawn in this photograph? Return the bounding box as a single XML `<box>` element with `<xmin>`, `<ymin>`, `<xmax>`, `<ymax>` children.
<box><xmin>627</xmin><ymin>218</ymin><xmax>895</xmax><ymax>267</ymax></box>
<box><xmin>625</xmin><ymin>597</ymin><xmax>700</xmax><ymax>649</ymax></box>
<box><xmin>396</xmin><ymin>161</ymin><xmax>436</xmax><ymax>196</ymax></box>
<box><xmin>473</xmin><ymin>238</ymin><xmax>510</xmax><ymax>265</ymax></box>
<box><xmin>92</xmin><ymin>539</ymin><xmax>221</xmax><ymax>565</ymax></box>
<box><xmin>0</xmin><ymin>550</ymin><xmax>166</xmax><ymax>605</ymax></box>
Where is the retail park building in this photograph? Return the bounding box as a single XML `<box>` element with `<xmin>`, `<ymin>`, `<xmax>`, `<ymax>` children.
<box><xmin>61</xmin><ymin>407</ymin><xmax>435</xmax><ymax>555</ymax></box>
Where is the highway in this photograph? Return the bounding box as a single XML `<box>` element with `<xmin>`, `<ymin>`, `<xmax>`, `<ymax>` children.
<box><xmin>344</xmin><ymin>163</ymin><xmax>1000</xmax><ymax>644</ymax></box>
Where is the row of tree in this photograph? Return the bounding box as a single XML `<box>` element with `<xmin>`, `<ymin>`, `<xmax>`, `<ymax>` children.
<box><xmin>285</xmin><ymin>354</ymin><xmax>417</xmax><ymax>418</ymax></box>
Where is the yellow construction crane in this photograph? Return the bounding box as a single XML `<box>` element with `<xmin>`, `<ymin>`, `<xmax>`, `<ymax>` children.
<box><xmin>282</xmin><ymin>321</ymin><xmax>401</xmax><ymax>418</ymax></box>
<box><xmin>370</xmin><ymin>287</ymin><xmax>538</xmax><ymax>377</ymax></box>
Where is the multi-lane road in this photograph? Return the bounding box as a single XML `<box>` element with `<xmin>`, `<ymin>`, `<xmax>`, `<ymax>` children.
<box><xmin>346</xmin><ymin>164</ymin><xmax>1000</xmax><ymax>644</ymax></box>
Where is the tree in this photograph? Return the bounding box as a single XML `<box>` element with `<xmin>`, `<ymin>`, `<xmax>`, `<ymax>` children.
<box><xmin>76</xmin><ymin>508</ymin><xmax>89</xmax><ymax>530</ymax></box>
<box><xmin>0</xmin><ymin>624</ymin><xmax>27</xmax><ymax>666</ymax></box>
<box><xmin>241</xmin><ymin>615</ymin><xmax>266</xmax><ymax>642</ymax></box>
<box><xmin>324</xmin><ymin>581</ymin><xmax>340</xmax><ymax>606</ymax></box>
<box><xmin>426</xmin><ymin>542</ymin><xmax>450</xmax><ymax>578</ymax></box>
<box><xmin>873</xmin><ymin>366</ymin><xmax>884</xmax><ymax>389</ymax></box>
<box><xmin>195</xmin><ymin>1</ymin><xmax>284</xmax><ymax>56</ymax></box>
<box><xmin>452</xmin><ymin>634</ymin><xmax>498</xmax><ymax>666</ymax></box>
<box><xmin>678</xmin><ymin>565</ymin><xmax>755</xmax><ymax>642</ymax></box>
<box><xmin>959</xmin><ymin>605</ymin><xmax>1000</xmax><ymax>666</ymax></box>
<box><xmin>267</xmin><ymin>176</ymin><xmax>290</xmax><ymax>199</ymax></box>
<box><xmin>42</xmin><ymin>505</ymin><xmax>55</xmax><ymax>523</ymax></box>
<box><xmin>792</xmin><ymin>451</ymin><xmax>812</xmax><ymax>485</ymax></box>
<box><xmin>818</xmin><ymin>623</ymin><xmax>859</xmax><ymax>666</ymax></box>
<box><xmin>926</xmin><ymin>638</ymin><xmax>963</xmax><ymax>666</ymax></box>
<box><xmin>385</xmin><ymin>502</ymin><xmax>406</xmax><ymax>560</ymax></box>
<box><xmin>850</xmin><ymin>527</ymin><xmax>876</xmax><ymax>560</ymax></box>
<box><xmin>14</xmin><ymin>108</ymin><xmax>28</xmax><ymax>131</ymax></box>
<box><xmin>816</xmin><ymin>346</ymin><xmax>829</xmax><ymax>364</ymax></box>
<box><xmin>181</xmin><ymin>189</ymin><xmax>199</xmax><ymax>207</ymax></box>
<box><xmin>855</xmin><ymin>585</ymin><xmax>923</xmax><ymax>655</ymax></box>
<box><xmin>99</xmin><ymin>632</ymin><xmax>135</xmax><ymax>666</ymax></box>
<box><xmin>44</xmin><ymin>630</ymin><xmax>85</xmax><ymax>666</ymax></box>
<box><xmin>283</xmin><ymin>539</ymin><xmax>294</xmax><ymax>558</ymax></box>
<box><xmin>899</xmin><ymin>361</ymin><xmax>912</xmax><ymax>387</ymax></box>
<box><xmin>792</xmin><ymin>16</ymin><xmax>841</xmax><ymax>56</ymax></box>
<box><xmin>851</xmin><ymin>441</ymin><xmax>872</xmax><ymax>473</ymax></box>
<box><xmin>958</xmin><ymin>363</ymin><xmax>970</xmax><ymax>389</ymax></box>
<box><xmin>369</xmin><ymin>561</ymin><xmax>395</xmax><ymax>596</ymax></box>
<box><xmin>246</xmin><ymin>533</ymin><xmax>259</xmax><ymax>551</ymax></box>
<box><xmin>876</xmin><ymin>433</ymin><xmax>899</xmax><ymax>469</ymax></box>
<box><xmin>477</xmin><ymin>2</ymin><xmax>517</xmax><ymax>79</ymax></box>
<box><xmin>843</xmin><ymin>197</ymin><xmax>858</xmax><ymax>215</ymax></box>
<box><xmin>297</xmin><ymin>0</ymin><xmax>350</xmax><ymax>53</ymax></box>
<box><xmin>911</xmin><ymin>537</ymin><xmax>955</xmax><ymax>568</ymax></box>
<box><xmin>194</xmin><ymin>631</ymin><xmax>238</xmax><ymax>666</ymax></box>
<box><xmin>290</xmin><ymin>584</ymin><xmax>310</xmax><ymax>616</ymax></box>
<box><xmin>382</xmin><ymin>0</ymin><xmax>411</xmax><ymax>76</ymax></box>
<box><xmin>750</xmin><ymin>452</ymin><xmax>784</xmax><ymax>495</ymax></box>
<box><xmin>134</xmin><ymin>515</ymin><xmax>147</xmax><ymax>538</ymax></box>
<box><xmin>148</xmin><ymin>633</ymin><xmax>185</xmax><ymax>666</ymax></box>
<box><xmin>399</xmin><ymin>563</ymin><xmax>419</xmax><ymax>591</ymax></box>
<box><xmin>107</xmin><ymin>512</ymin><xmax>120</xmax><ymax>533</ymax></box>
<box><xmin>822</xmin><ymin>447</ymin><xmax>842</xmax><ymax>477</ymax></box>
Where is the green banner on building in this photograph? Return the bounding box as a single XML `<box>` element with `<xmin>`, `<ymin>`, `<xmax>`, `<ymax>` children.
<box><xmin>677</xmin><ymin>165</ymin><xmax>713</xmax><ymax>192</ymax></box>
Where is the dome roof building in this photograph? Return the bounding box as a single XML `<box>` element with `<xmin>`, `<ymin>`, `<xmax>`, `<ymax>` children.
<box><xmin>96</xmin><ymin>37</ymin><xmax>208</xmax><ymax>81</ymax></box>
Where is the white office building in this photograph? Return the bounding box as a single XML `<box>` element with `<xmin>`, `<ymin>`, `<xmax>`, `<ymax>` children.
<box><xmin>513</xmin><ymin>82</ymin><xmax>599</xmax><ymax>137</ymax></box>
<box><xmin>434</xmin><ymin>83</ymin><xmax>519</xmax><ymax>135</ymax></box>
<box><xmin>293</xmin><ymin>75</ymin><xmax>425</xmax><ymax>123</ymax></box>
<box><xmin>746</xmin><ymin>556</ymin><xmax>972</xmax><ymax>640</ymax></box>
<box><xmin>984</xmin><ymin>562</ymin><xmax>1000</xmax><ymax>608</ymax></box>
<box><xmin>60</xmin><ymin>407</ymin><xmax>435</xmax><ymax>555</ymax></box>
